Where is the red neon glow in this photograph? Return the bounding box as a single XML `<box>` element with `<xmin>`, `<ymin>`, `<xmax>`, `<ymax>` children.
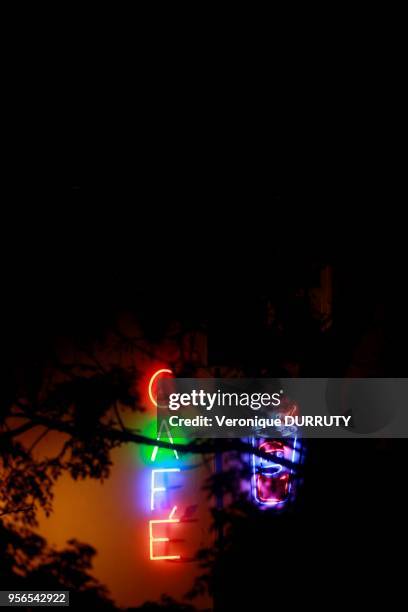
<box><xmin>149</xmin><ymin>506</ymin><xmax>181</xmax><ymax>561</ymax></box>
<box><xmin>257</xmin><ymin>472</ymin><xmax>290</xmax><ymax>503</ymax></box>
<box><xmin>148</xmin><ymin>368</ymin><xmax>173</xmax><ymax>407</ymax></box>
<box><xmin>256</xmin><ymin>440</ymin><xmax>290</xmax><ymax>503</ymax></box>
<box><xmin>259</xmin><ymin>440</ymin><xmax>284</xmax><ymax>454</ymax></box>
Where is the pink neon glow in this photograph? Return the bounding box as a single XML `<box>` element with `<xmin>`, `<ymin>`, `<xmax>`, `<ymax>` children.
<box><xmin>259</xmin><ymin>440</ymin><xmax>285</xmax><ymax>456</ymax></box>
<box><xmin>256</xmin><ymin>439</ymin><xmax>290</xmax><ymax>503</ymax></box>
<box><xmin>257</xmin><ymin>472</ymin><xmax>290</xmax><ymax>503</ymax></box>
<box><xmin>149</xmin><ymin>506</ymin><xmax>181</xmax><ymax>561</ymax></box>
<box><xmin>168</xmin><ymin>505</ymin><xmax>177</xmax><ymax>519</ymax></box>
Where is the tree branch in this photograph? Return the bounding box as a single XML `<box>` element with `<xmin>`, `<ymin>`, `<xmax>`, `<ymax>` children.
<box><xmin>1</xmin><ymin>414</ymin><xmax>300</xmax><ymax>472</ymax></box>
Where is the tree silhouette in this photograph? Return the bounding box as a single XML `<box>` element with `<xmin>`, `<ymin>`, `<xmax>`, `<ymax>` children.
<box><xmin>1</xmin><ymin>321</ymin><xmax>200</xmax><ymax>608</ymax></box>
<box><xmin>0</xmin><ymin>304</ymin><xmax>302</xmax><ymax>610</ymax></box>
<box><xmin>0</xmin><ymin>521</ymin><xmax>113</xmax><ymax>607</ymax></box>
<box><xmin>2</xmin><ymin>262</ymin><xmax>401</xmax><ymax>610</ymax></box>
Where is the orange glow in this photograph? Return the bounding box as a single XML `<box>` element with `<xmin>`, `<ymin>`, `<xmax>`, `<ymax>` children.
<box><xmin>149</xmin><ymin>506</ymin><xmax>181</xmax><ymax>561</ymax></box>
<box><xmin>148</xmin><ymin>368</ymin><xmax>173</xmax><ymax>407</ymax></box>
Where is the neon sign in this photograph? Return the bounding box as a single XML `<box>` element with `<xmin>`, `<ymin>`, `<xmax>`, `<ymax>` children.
<box><xmin>151</xmin><ymin>419</ymin><xmax>179</xmax><ymax>462</ymax></box>
<box><xmin>147</xmin><ymin>368</ymin><xmax>184</xmax><ymax>562</ymax></box>
<box><xmin>148</xmin><ymin>368</ymin><xmax>172</xmax><ymax>408</ymax></box>
<box><xmin>150</xmin><ymin>468</ymin><xmax>180</xmax><ymax>510</ymax></box>
<box><xmin>149</xmin><ymin>506</ymin><xmax>181</xmax><ymax>561</ymax></box>
<box><xmin>146</xmin><ymin>369</ymin><xmax>302</xmax><ymax>562</ymax></box>
<box><xmin>251</xmin><ymin>436</ymin><xmax>302</xmax><ymax>508</ymax></box>
<box><xmin>250</xmin><ymin>397</ymin><xmax>303</xmax><ymax>508</ymax></box>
